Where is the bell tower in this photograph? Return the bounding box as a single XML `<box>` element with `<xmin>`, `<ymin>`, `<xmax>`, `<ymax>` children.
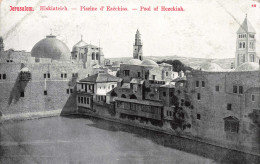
<box><xmin>235</xmin><ymin>15</ymin><xmax>257</xmax><ymax>68</ymax></box>
<box><xmin>133</xmin><ymin>29</ymin><xmax>143</xmax><ymax>61</ymax></box>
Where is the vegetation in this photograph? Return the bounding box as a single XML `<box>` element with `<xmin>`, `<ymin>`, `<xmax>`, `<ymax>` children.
<box><xmin>157</xmin><ymin>60</ymin><xmax>193</xmax><ymax>72</ymax></box>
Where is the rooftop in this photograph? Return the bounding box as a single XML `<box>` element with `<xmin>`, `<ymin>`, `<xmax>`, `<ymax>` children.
<box><xmin>80</xmin><ymin>73</ymin><xmax>121</xmax><ymax>83</ymax></box>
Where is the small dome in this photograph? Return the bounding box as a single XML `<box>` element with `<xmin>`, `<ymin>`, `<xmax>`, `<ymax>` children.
<box><xmin>141</xmin><ymin>59</ymin><xmax>158</xmax><ymax>66</ymax></box>
<box><xmin>199</xmin><ymin>63</ymin><xmax>223</xmax><ymax>72</ymax></box>
<box><xmin>126</xmin><ymin>59</ymin><xmax>142</xmax><ymax>65</ymax></box>
<box><xmin>31</xmin><ymin>35</ymin><xmax>71</xmax><ymax>60</ymax></box>
<box><xmin>235</xmin><ymin>62</ymin><xmax>259</xmax><ymax>72</ymax></box>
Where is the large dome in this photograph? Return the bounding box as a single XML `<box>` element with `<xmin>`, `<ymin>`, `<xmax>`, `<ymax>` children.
<box><xmin>31</xmin><ymin>35</ymin><xmax>71</xmax><ymax>60</ymax></box>
<box><xmin>126</xmin><ymin>59</ymin><xmax>142</xmax><ymax>65</ymax></box>
<box><xmin>235</xmin><ymin>62</ymin><xmax>259</xmax><ymax>72</ymax></box>
<box><xmin>199</xmin><ymin>63</ymin><xmax>223</xmax><ymax>72</ymax></box>
<box><xmin>141</xmin><ymin>59</ymin><xmax>158</xmax><ymax>66</ymax></box>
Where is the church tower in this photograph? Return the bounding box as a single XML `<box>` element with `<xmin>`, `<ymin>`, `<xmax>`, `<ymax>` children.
<box><xmin>235</xmin><ymin>15</ymin><xmax>257</xmax><ymax>68</ymax></box>
<box><xmin>0</xmin><ymin>37</ymin><xmax>4</xmax><ymax>52</ymax></box>
<box><xmin>133</xmin><ymin>29</ymin><xmax>143</xmax><ymax>61</ymax></box>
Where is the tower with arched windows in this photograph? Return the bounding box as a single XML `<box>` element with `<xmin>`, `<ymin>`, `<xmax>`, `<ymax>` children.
<box><xmin>133</xmin><ymin>29</ymin><xmax>143</xmax><ymax>61</ymax></box>
<box><xmin>235</xmin><ymin>15</ymin><xmax>257</xmax><ymax>68</ymax></box>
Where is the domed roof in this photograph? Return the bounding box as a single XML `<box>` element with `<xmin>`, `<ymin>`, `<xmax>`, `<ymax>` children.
<box><xmin>126</xmin><ymin>59</ymin><xmax>142</xmax><ymax>65</ymax></box>
<box><xmin>199</xmin><ymin>63</ymin><xmax>223</xmax><ymax>72</ymax></box>
<box><xmin>235</xmin><ymin>62</ymin><xmax>259</xmax><ymax>72</ymax></box>
<box><xmin>141</xmin><ymin>59</ymin><xmax>158</xmax><ymax>66</ymax></box>
<box><xmin>31</xmin><ymin>35</ymin><xmax>71</xmax><ymax>61</ymax></box>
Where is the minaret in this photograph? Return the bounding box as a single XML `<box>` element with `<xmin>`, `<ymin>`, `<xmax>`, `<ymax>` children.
<box><xmin>133</xmin><ymin>29</ymin><xmax>143</xmax><ymax>61</ymax></box>
<box><xmin>235</xmin><ymin>14</ymin><xmax>257</xmax><ymax>68</ymax></box>
<box><xmin>0</xmin><ymin>37</ymin><xmax>4</xmax><ymax>52</ymax></box>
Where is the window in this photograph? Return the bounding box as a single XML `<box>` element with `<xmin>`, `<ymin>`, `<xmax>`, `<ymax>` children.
<box><xmin>170</xmin><ymin>92</ymin><xmax>174</xmax><ymax>97</ymax></box>
<box><xmin>243</xmin><ymin>42</ymin><xmax>245</xmax><ymax>48</ymax></box>
<box><xmin>70</xmin><ymin>89</ymin><xmax>73</xmax><ymax>93</ymax></box>
<box><xmin>81</xmin><ymin>97</ymin><xmax>83</xmax><ymax>104</ymax></box>
<box><xmin>197</xmin><ymin>114</ymin><xmax>201</xmax><ymax>120</ymax></box>
<box><xmin>163</xmin><ymin>92</ymin><xmax>166</xmax><ymax>97</ymax></box>
<box><xmin>84</xmin><ymin>97</ymin><xmax>86</xmax><ymax>104</ymax></box>
<box><xmin>0</xmin><ymin>74</ymin><xmax>1</xmax><ymax>79</ymax></box>
<box><xmin>196</xmin><ymin>81</ymin><xmax>199</xmax><ymax>87</ymax></box>
<box><xmin>239</xmin><ymin>42</ymin><xmax>242</xmax><ymax>48</ymax></box>
<box><xmin>202</xmin><ymin>81</ymin><xmax>205</xmax><ymax>87</ymax></box>
<box><xmin>145</xmin><ymin>75</ymin><xmax>148</xmax><ymax>80</ymax></box>
<box><xmin>64</xmin><ymin>73</ymin><xmax>67</xmax><ymax>78</ymax></box>
<box><xmin>138</xmin><ymin>72</ymin><xmax>140</xmax><ymax>77</ymax></box>
<box><xmin>227</xmin><ymin>104</ymin><xmax>232</xmax><ymax>111</ymax></box>
<box><xmin>20</xmin><ymin>91</ymin><xmax>24</xmax><ymax>97</ymax></box>
<box><xmin>197</xmin><ymin>93</ymin><xmax>200</xmax><ymax>100</ymax></box>
<box><xmin>92</xmin><ymin>52</ymin><xmax>95</xmax><ymax>60</ymax></box>
<box><xmin>78</xmin><ymin>97</ymin><xmax>80</xmax><ymax>103</ymax></box>
<box><xmin>61</xmin><ymin>74</ymin><xmax>63</xmax><ymax>78</ymax></box>
<box><xmin>152</xmin><ymin>75</ymin><xmax>156</xmax><ymax>80</ymax></box>
<box><xmin>166</xmin><ymin>72</ymin><xmax>168</xmax><ymax>76</ymax></box>
<box><xmin>3</xmin><ymin>74</ymin><xmax>6</xmax><ymax>79</ymax></box>
<box><xmin>44</xmin><ymin>90</ymin><xmax>47</xmax><ymax>95</ymax></box>
<box><xmin>252</xmin><ymin>95</ymin><xmax>255</xmax><ymax>102</ymax></box>
<box><xmin>124</xmin><ymin>70</ymin><xmax>130</xmax><ymax>76</ymax></box>
<box><xmin>233</xmin><ymin>86</ymin><xmax>237</xmax><ymax>93</ymax></box>
<box><xmin>81</xmin><ymin>84</ymin><xmax>84</xmax><ymax>89</ymax></box>
<box><xmin>224</xmin><ymin>117</ymin><xmax>239</xmax><ymax>133</ymax></box>
<box><xmin>215</xmin><ymin>85</ymin><xmax>220</xmax><ymax>92</ymax></box>
<box><xmin>87</xmin><ymin>98</ymin><xmax>89</xmax><ymax>104</ymax></box>
<box><xmin>67</xmin><ymin>89</ymin><xmax>70</xmax><ymax>94</ymax></box>
<box><xmin>44</xmin><ymin>73</ymin><xmax>50</xmax><ymax>79</ymax></box>
<box><xmin>112</xmin><ymin>85</ymin><xmax>114</xmax><ymax>89</ymax></box>
<box><xmin>239</xmin><ymin>86</ymin><xmax>243</xmax><ymax>94</ymax></box>
<box><xmin>96</xmin><ymin>53</ymin><xmax>99</xmax><ymax>60</ymax></box>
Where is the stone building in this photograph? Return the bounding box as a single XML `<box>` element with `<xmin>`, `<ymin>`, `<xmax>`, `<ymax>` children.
<box><xmin>0</xmin><ymin>33</ymin><xmax>105</xmax><ymax>117</ymax></box>
<box><xmin>76</xmin><ymin>73</ymin><xmax>121</xmax><ymax>113</ymax></box>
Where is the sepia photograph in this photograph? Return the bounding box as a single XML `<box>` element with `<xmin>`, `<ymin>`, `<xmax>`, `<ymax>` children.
<box><xmin>0</xmin><ymin>0</ymin><xmax>260</xmax><ymax>163</ymax></box>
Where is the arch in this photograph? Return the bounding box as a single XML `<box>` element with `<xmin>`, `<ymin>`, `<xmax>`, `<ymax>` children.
<box><xmin>121</xmin><ymin>94</ymin><xmax>126</xmax><ymax>98</ymax></box>
<box><xmin>130</xmin><ymin>94</ymin><xmax>137</xmax><ymax>99</ymax></box>
<box><xmin>92</xmin><ymin>52</ymin><xmax>95</xmax><ymax>60</ymax></box>
<box><xmin>96</xmin><ymin>52</ymin><xmax>99</xmax><ymax>60</ymax></box>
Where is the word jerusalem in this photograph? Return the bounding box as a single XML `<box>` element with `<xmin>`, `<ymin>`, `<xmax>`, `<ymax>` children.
<box><xmin>9</xmin><ymin>6</ymin><xmax>34</xmax><ymax>11</ymax></box>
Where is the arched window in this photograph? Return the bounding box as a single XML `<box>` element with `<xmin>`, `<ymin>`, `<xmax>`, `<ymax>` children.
<box><xmin>130</xmin><ymin>94</ymin><xmax>137</xmax><ymax>99</ymax></box>
<box><xmin>239</xmin><ymin>42</ymin><xmax>242</xmax><ymax>48</ymax></box>
<box><xmin>121</xmin><ymin>94</ymin><xmax>126</xmax><ymax>98</ymax></box>
<box><xmin>96</xmin><ymin>53</ymin><xmax>99</xmax><ymax>60</ymax></box>
<box><xmin>92</xmin><ymin>52</ymin><xmax>95</xmax><ymax>60</ymax></box>
<box><xmin>243</xmin><ymin>42</ymin><xmax>245</xmax><ymax>48</ymax></box>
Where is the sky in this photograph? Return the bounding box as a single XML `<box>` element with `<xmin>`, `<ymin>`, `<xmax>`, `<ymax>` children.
<box><xmin>0</xmin><ymin>0</ymin><xmax>259</xmax><ymax>59</ymax></box>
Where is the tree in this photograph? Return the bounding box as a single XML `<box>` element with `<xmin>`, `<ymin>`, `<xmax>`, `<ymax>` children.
<box><xmin>157</xmin><ymin>60</ymin><xmax>192</xmax><ymax>72</ymax></box>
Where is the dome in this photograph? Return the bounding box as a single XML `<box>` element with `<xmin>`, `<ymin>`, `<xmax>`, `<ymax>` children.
<box><xmin>199</xmin><ymin>63</ymin><xmax>223</xmax><ymax>72</ymax></box>
<box><xmin>31</xmin><ymin>35</ymin><xmax>71</xmax><ymax>61</ymax></box>
<box><xmin>235</xmin><ymin>62</ymin><xmax>259</xmax><ymax>72</ymax></box>
<box><xmin>126</xmin><ymin>59</ymin><xmax>142</xmax><ymax>65</ymax></box>
<box><xmin>141</xmin><ymin>59</ymin><xmax>158</xmax><ymax>66</ymax></box>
